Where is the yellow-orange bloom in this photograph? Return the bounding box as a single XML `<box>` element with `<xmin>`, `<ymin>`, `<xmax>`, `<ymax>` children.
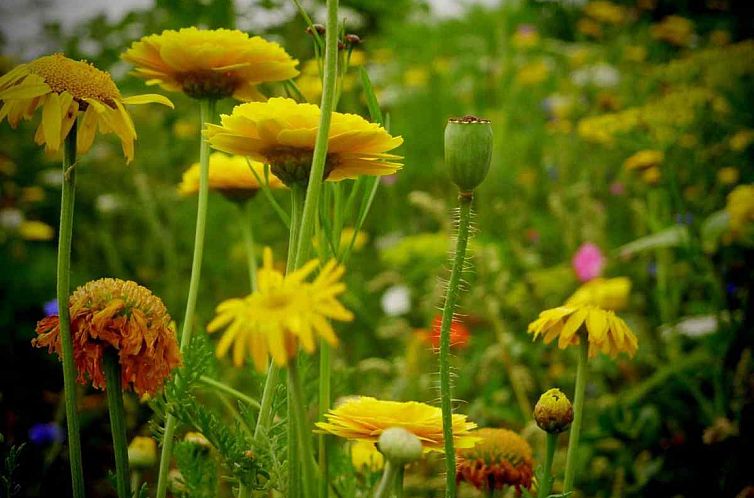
<box><xmin>316</xmin><ymin>396</ymin><xmax>478</xmax><ymax>452</ymax></box>
<box><xmin>32</xmin><ymin>278</ymin><xmax>181</xmax><ymax>395</ymax></box>
<box><xmin>726</xmin><ymin>184</ymin><xmax>754</xmax><ymax>238</ymax></box>
<box><xmin>456</xmin><ymin>428</ymin><xmax>534</xmax><ymax>492</ymax></box>
<box><xmin>623</xmin><ymin>150</ymin><xmax>664</xmax><ymax>171</ymax></box>
<box><xmin>178</xmin><ymin>152</ymin><xmax>284</xmax><ymax>199</ymax></box>
<box><xmin>122</xmin><ymin>28</ymin><xmax>298</xmax><ymax>100</ymax></box>
<box><xmin>566</xmin><ymin>277</ymin><xmax>631</xmax><ymax>311</ymax></box>
<box><xmin>528</xmin><ymin>304</ymin><xmax>638</xmax><ymax>358</ymax></box>
<box><xmin>207</xmin><ymin>248</ymin><xmax>353</xmax><ymax>371</ymax></box>
<box><xmin>651</xmin><ymin>16</ymin><xmax>695</xmax><ymax>47</ymax></box>
<box><xmin>205</xmin><ymin>97</ymin><xmax>403</xmax><ymax>185</ymax></box>
<box><xmin>0</xmin><ymin>54</ymin><xmax>173</xmax><ymax>162</ymax></box>
<box><xmin>350</xmin><ymin>440</ymin><xmax>384</xmax><ymax>473</ymax></box>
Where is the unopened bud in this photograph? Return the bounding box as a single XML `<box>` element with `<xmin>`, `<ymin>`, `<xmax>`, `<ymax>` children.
<box><xmin>444</xmin><ymin>115</ymin><xmax>493</xmax><ymax>193</ymax></box>
<box><xmin>534</xmin><ymin>388</ymin><xmax>573</xmax><ymax>434</ymax></box>
<box><xmin>377</xmin><ymin>427</ymin><xmax>423</xmax><ymax>464</ymax></box>
<box><xmin>345</xmin><ymin>34</ymin><xmax>362</xmax><ymax>46</ymax></box>
<box><xmin>306</xmin><ymin>24</ymin><xmax>326</xmax><ymax>35</ymax></box>
<box><xmin>128</xmin><ymin>436</ymin><xmax>157</xmax><ymax>468</ymax></box>
<box><xmin>184</xmin><ymin>431</ymin><xmax>212</xmax><ymax>451</ymax></box>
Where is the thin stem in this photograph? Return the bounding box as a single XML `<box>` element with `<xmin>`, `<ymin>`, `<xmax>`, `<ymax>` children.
<box><xmin>156</xmin><ymin>98</ymin><xmax>216</xmax><ymax>498</ymax></box>
<box><xmin>563</xmin><ymin>338</ymin><xmax>589</xmax><ymax>493</ymax></box>
<box><xmin>239</xmin><ymin>201</ymin><xmax>257</xmax><ymax>292</ymax></box>
<box><xmin>394</xmin><ymin>465</ymin><xmax>405</xmax><ymax>498</ymax></box>
<box><xmin>104</xmin><ymin>352</ymin><xmax>131</xmax><ymax>498</ymax></box>
<box><xmin>439</xmin><ymin>192</ymin><xmax>473</xmax><ymax>498</ymax></box>
<box><xmin>238</xmin><ymin>483</ymin><xmax>251</xmax><ymax>498</ymax></box>
<box><xmin>288</xmin><ymin>360</ymin><xmax>318</xmax><ymax>498</ymax></box>
<box><xmin>318</xmin><ymin>343</ymin><xmax>331</xmax><ymax>498</ymax></box>
<box><xmin>58</xmin><ymin>125</ymin><xmax>86</xmax><ymax>498</ymax></box>
<box><xmin>538</xmin><ymin>433</ymin><xmax>558</xmax><ymax>498</ymax></box>
<box><xmin>130</xmin><ymin>470</ymin><xmax>140</xmax><ymax>498</ymax></box>
<box><xmin>374</xmin><ymin>460</ymin><xmax>398</xmax><ymax>498</ymax></box>
<box><xmin>199</xmin><ymin>376</ymin><xmax>260</xmax><ymax>409</ymax></box>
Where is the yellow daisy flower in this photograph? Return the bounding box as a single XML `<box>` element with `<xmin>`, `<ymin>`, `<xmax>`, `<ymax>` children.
<box><xmin>178</xmin><ymin>152</ymin><xmax>284</xmax><ymax>199</ymax></box>
<box><xmin>207</xmin><ymin>247</ymin><xmax>353</xmax><ymax>371</ymax></box>
<box><xmin>527</xmin><ymin>304</ymin><xmax>638</xmax><ymax>358</ymax></box>
<box><xmin>0</xmin><ymin>54</ymin><xmax>173</xmax><ymax>162</ymax></box>
<box><xmin>204</xmin><ymin>97</ymin><xmax>403</xmax><ymax>185</ymax></box>
<box><xmin>122</xmin><ymin>27</ymin><xmax>299</xmax><ymax>100</ymax></box>
<box><xmin>566</xmin><ymin>277</ymin><xmax>631</xmax><ymax>311</ymax></box>
<box><xmin>315</xmin><ymin>396</ymin><xmax>478</xmax><ymax>452</ymax></box>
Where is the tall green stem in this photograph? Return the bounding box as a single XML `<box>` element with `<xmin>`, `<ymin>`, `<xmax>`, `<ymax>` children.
<box><xmin>538</xmin><ymin>433</ymin><xmax>558</xmax><ymax>498</ymax></box>
<box><xmin>239</xmin><ymin>201</ymin><xmax>257</xmax><ymax>291</ymax></box>
<box><xmin>563</xmin><ymin>339</ymin><xmax>589</xmax><ymax>493</ymax></box>
<box><xmin>318</xmin><ymin>343</ymin><xmax>331</xmax><ymax>498</ymax></box>
<box><xmin>374</xmin><ymin>460</ymin><xmax>399</xmax><ymax>498</ymax></box>
<box><xmin>58</xmin><ymin>125</ymin><xmax>86</xmax><ymax>498</ymax></box>
<box><xmin>439</xmin><ymin>192</ymin><xmax>473</xmax><ymax>498</ymax></box>
<box><xmin>104</xmin><ymin>352</ymin><xmax>131</xmax><ymax>498</ymax></box>
<box><xmin>156</xmin><ymin>98</ymin><xmax>216</xmax><ymax>498</ymax></box>
<box><xmin>288</xmin><ymin>360</ymin><xmax>318</xmax><ymax>498</ymax></box>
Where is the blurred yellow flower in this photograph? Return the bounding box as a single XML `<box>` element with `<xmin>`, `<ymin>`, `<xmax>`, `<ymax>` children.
<box><xmin>205</xmin><ymin>97</ymin><xmax>402</xmax><ymax>185</ymax></box>
<box><xmin>566</xmin><ymin>277</ymin><xmax>631</xmax><ymax>311</ymax></box>
<box><xmin>584</xmin><ymin>1</ymin><xmax>628</xmax><ymax>25</ymax></box>
<box><xmin>709</xmin><ymin>30</ymin><xmax>731</xmax><ymax>47</ymax></box>
<box><xmin>516</xmin><ymin>60</ymin><xmax>550</xmax><ymax>85</ymax></box>
<box><xmin>314</xmin><ymin>227</ymin><xmax>368</xmax><ymax>254</ymax></box>
<box><xmin>726</xmin><ymin>184</ymin><xmax>754</xmax><ymax>238</ymax></box>
<box><xmin>350</xmin><ymin>440</ymin><xmax>384</xmax><ymax>473</ymax></box>
<box><xmin>0</xmin><ymin>54</ymin><xmax>173</xmax><ymax>162</ymax></box>
<box><xmin>128</xmin><ymin>436</ymin><xmax>157</xmax><ymax>468</ymax></box>
<box><xmin>316</xmin><ymin>396</ymin><xmax>478</xmax><ymax>452</ymax></box>
<box><xmin>178</xmin><ymin>152</ymin><xmax>284</xmax><ymax>199</ymax></box>
<box><xmin>717</xmin><ymin>167</ymin><xmax>739</xmax><ymax>186</ymax></box>
<box><xmin>404</xmin><ymin>67</ymin><xmax>429</xmax><ymax>88</ymax></box>
<box><xmin>729</xmin><ymin>129</ymin><xmax>754</xmax><ymax>152</ymax></box>
<box><xmin>624</xmin><ymin>45</ymin><xmax>647</xmax><ymax>63</ymax></box>
<box><xmin>641</xmin><ymin>166</ymin><xmax>662</xmax><ymax>185</ymax></box>
<box><xmin>123</xmin><ymin>27</ymin><xmax>298</xmax><ymax>100</ymax></box>
<box><xmin>577</xmin><ymin>18</ymin><xmax>603</xmax><ymax>38</ymax></box>
<box><xmin>207</xmin><ymin>248</ymin><xmax>353</xmax><ymax>371</ymax></box>
<box><xmin>18</xmin><ymin>220</ymin><xmax>54</xmax><ymax>241</ymax></box>
<box><xmin>512</xmin><ymin>25</ymin><xmax>540</xmax><ymax>49</ymax></box>
<box><xmin>20</xmin><ymin>186</ymin><xmax>45</xmax><ymax>203</ymax></box>
<box><xmin>651</xmin><ymin>16</ymin><xmax>694</xmax><ymax>47</ymax></box>
<box><xmin>623</xmin><ymin>150</ymin><xmax>664</xmax><ymax>171</ymax></box>
<box><xmin>528</xmin><ymin>304</ymin><xmax>638</xmax><ymax>358</ymax></box>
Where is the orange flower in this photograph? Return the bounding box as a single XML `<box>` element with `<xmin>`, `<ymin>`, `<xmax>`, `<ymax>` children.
<box><xmin>32</xmin><ymin>278</ymin><xmax>181</xmax><ymax>395</ymax></box>
<box><xmin>420</xmin><ymin>315</ymin><xmax>470</xmax><ymax>350</ymax></box>
<box><xmin>456</xmin><ymin>428</ymin><xmax>534</xmax><ymax>493</ymax></box>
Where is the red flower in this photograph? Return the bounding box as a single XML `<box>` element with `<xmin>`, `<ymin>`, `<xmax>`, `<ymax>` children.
<box><xmin>425</xmin><ymin>315</ymin><xmax>470</xmax><ymax>350</ymax></box>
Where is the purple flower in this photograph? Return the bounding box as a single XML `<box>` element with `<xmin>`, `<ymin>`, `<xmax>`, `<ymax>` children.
<box><xmin>609</xmin><ymin>182</ymin><xmax>625</xmax><ymax>196</ymax></box>
<box><xmin>572</xmin><ymin>242</ymin><xmax>605</xmax><ymax>282</ymax></box>
<box><xmin>29</xmin><ymin>422</ymin><xmax>64</xmax><ymax>446</ymax></box>
<box><xmin>43</xmin><ymin>299</ymin><xmax>58</xmax><ymax>316</ymax></box>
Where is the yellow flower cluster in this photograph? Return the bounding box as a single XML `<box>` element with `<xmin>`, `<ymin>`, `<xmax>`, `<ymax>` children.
<box><xmin>583</xmin><ymin>1</ymin><xmax>628</xmax><ymax>25</ymax></box>
<box><xmin>651</xmin><ymin>15</ymin><xmax>695</xmax><ymax>47</ymax></box>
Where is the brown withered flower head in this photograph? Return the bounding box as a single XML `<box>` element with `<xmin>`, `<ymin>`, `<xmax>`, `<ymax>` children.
<box><xmin>456</xmin><ymin>428</ymin><xmax>534</xmax><ymax>494</ymax></box>
<box><xmin>33</xmin><ymin>278</ymin><xmax>181</xmax><ymax>396</ymax></box>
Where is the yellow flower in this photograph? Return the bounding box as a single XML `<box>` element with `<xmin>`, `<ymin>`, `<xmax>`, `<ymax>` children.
<box><xmin>527</xmin><ymin>304</ymin><xmax>638</xmax><ymax>358</ymax></box>
<box><xmin>128</xmin><ymin>436</ymin><xmax>157</xmax><ymax>468</ymax></box>
<box><xmin>584</xmin><ymin>1</ymin><xmax>628</xmax><ymax>25</ymax></box>
<box><xmin>122</xmin><ymin>27</ymin><xmax>298</xmax><ymax>100</ymax></box>
<box><xmin>0</xmin><ymin>54</ymin><xmax>173</xmax><ymax>162</ymax></box>
<box><xmin>316</xmin><ymin>396</ymin><xmax>478</xmax><ymax>452</ymax></box>
<box><xmin>205</xmin><ymin>97</ymin><xmax>402</xmax><ymax>185</ymax></box>
<box><xmin>516</xmin><ymin>60</ymin><xmax>550</xmax><ymax>85</ymax></box>
<box><xmin>207</xmin><ymin>248</ymin><xmax>353</xmax><ymax>371</ymax></box>
<box><xmin>534</xmin><ymin>389</ymin><xmax>573</xmax><ymax>434</ymax></box>
<box><xmin>651</xmin><ymin>16</ymin><xmax>694</xmax><ymax>47</ymax></box>
<box><xmin>456</xmin><ymin>428</ymin><xmax>534</xmax><ymax>492</ymax></box>
<box><xmin>350</xmin><ymin>440</ymin><xmax>384</xmax><ymax>473</ymax></box>
<box><xmin>641</xmin><ymin>166</ymin><xmax>662</xmax><ymax>185</ymax></box>
<box><xmin>729</xmin><ymin>129</ymin><xmax>754</xmax><ymax>152</ymax></box>
<box><xmin>726</xmin><ymin>184</ymin><xmax>754</xmax><ymax>238</ymax></box>
<box><xmin>566</xmin><ymin>277</ymin><xmax>631</xmax><ymax>311</ymax></box>
<box><xmin>623</xmin><ymin>150</ymin><xmax>663</xmax><ymax>171</ymax></box>
<box><xmin>717</xmin><ymin>167</ymin><xmax>739</xmax><ymax>186</ymax></box>
<box><xmin>178</xmin><ymin>152</ymin><xmax>284</xmax><ymax>199</ymax></box>
<box><xmin>18</xmin><ymin>220</ymin><xmax>54</xmax><ymax>241</ymax></box>
<box><xmin>577</xmin><ymin>18</ymin><xmax>604</xmax><ymax>38</ymax></box>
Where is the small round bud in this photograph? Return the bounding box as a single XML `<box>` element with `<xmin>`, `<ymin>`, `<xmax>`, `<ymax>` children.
<box><xmin>127</xmin><ymin>436</ymin><xmax>157</xmax><ymax>468</ymax></box>
<box><xmin>534</xmin><ymin>388</ymin><xmax>573</xmax><ymax>434</ymax></box>
<box><xmin>377</xmin><ymin>427</ymin><xmax>423</xmax><ymax>464</ymax></box>
<box><xmin>306</xmin><ymin>24</ymin><xmax>326</xmax><ymax>35</ymax></box>
<box><xmin>345</xmin><ymin>34</ymin><xmax>362</xmax><ymax>46</ymax></box>
<box><xmin>444</xmin><ymin>115</ymin><xmax>493</xmax><ymax>193</ymax></box>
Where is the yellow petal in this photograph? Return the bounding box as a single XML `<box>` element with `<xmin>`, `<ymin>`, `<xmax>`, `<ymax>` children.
<box><xmin>122</xmin><ymin>93</ymin><xmax>174</xmax><ymax>108</ymax></box>
<box><xmin>42</xmin><ymin>93</ymin><xmax>62</xmax><ymax>152</ymax></box>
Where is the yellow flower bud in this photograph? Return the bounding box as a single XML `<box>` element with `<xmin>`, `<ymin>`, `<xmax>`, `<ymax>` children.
<box><xmin>127</xmin><ymin>436</ymin><xmax>157</xmax><ymax>468</ymax></box>
<box><xmin>534</xmin><ymin>388</ymin><xmax>574</xmax><ymax>434</ymax></box>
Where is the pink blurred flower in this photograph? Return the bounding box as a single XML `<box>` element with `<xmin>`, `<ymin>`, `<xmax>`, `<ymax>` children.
<box><xmin>572</xmin><ymin>242</ymin><xmax>605</xmax><ymax>282</ymax></box>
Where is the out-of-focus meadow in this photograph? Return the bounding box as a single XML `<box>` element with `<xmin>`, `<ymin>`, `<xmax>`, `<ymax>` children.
<box><xmin>1</xmin><ymin>0</ymin><xmax>754</xmax><ymax>497</ymax></box>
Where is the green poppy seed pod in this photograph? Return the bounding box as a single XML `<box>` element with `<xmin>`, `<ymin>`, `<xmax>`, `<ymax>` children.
<box><xmin>377</xmin><ymin>427</ymin><xmax>423</xmax><ymax>464</ymax></box>
<box><xmin>534</xmin><ymin>388</ymin><xmax>574</xmax><ymax>434</ymax></box>
<box><xmin>444</xmin><ymin>115</ymin><xmax>493</xmax><ymax>193</ymax></box>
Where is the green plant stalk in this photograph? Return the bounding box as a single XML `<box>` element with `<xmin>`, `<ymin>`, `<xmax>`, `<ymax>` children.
<box><xmin>393</xmin><ymin>466</ymin><xmax>405</xmax><ymax>498</ymax></box>
<box><xmin>156</xmin><ymin>98</ymin><xmax>216</xmax><ymax>498</ymax></box>
<box><xmin>439</xmin><ymin>192</ymin><xmax>473</xmax><ymax>498</ymax></box>
<box><xmin>538</xmin><ymin>433</ymin><xmax>558</xmax><ymax>498</ymax></box>
<box><xmin>58</xmin><ymin>125</ymin><xmax>86</xmax><ymax>498</ymax></box>
<box><xmin>563</xmin><ymin>339</ymin><xmax>589</xmax><ymax>493</ymax></box>
<box><xmin>199</xmin><ymin>376</ymin><xmax>260</xmax><ymax>409</ymax></box>
<box><xmin>239</xmin><ymin>200</ymin><xmax>258</xmax><ymax>292</ymax></box>
<box><xmin>318</xmin><ymin>343</ymin><xmax>331</xmax><ymax>498</ymax></box>
<box><xmin>374</xmin><ymin>460</ymin><xmax>399</xmax><ymax>498</ymax></box>
<box><xmin>104</xmin><ymin>352</ymin><xmax>131</xmax><ymax>498</ymax></box>
<box><xmin>130</xmin><ymin>470</ymin><xmax>140</xmax><ymax>498</ymax></box>
<box><xmin>288</xmin><ymin>359</ymin><xmax>318</xmax><ymax>498</ymax></box>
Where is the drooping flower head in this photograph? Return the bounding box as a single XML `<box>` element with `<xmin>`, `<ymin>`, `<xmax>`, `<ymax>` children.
<box><xmin>566</xmin><ymin>276</ymin><xmax>631</xmax><ymax>311</ymax></box>
<box><xmin>205</xmin><ymin>97</ymin><xmax>403</xmax><ymax>186</ymax></box>
<box><xmin>32</xmin><ymin>278</ymin><xmax>181</xmax><ymax>395</ymax></box>
<box><xmin>456</xmin><ymin>428</ymin><xmax>534</xmax><ymax>493</ymax></box>
<box><xmin>571</xmin><ymin>242</ymin><xmax>605</xmax><ymax>282</ymax></box>
<box><xmin>178</xmin><ymin>152</ymin><xmax>284</xmax><ymax>201</ymax></box>
<box><xmin>208</xmin><ymin>248</ymin><xmax>353</xmax><ymax>371</ymax></box>
<box><xmin>316</xmin><ymin>396</ymin><xmax>478</xmax><ymax>452</ymax></box>
<box><xmin>527</xmin><ymin>304</ymin><xmax>638</xmax><ymax>358</ymax></box>
<box><xmin>0</xmin><ymin>54</ymin><xmax>173</xmax><ymax>162</ymax></box>
<box><xmin>122</xmin><ymin>28</ymin><xmax>299</xmax><ymax>100</ymax></box>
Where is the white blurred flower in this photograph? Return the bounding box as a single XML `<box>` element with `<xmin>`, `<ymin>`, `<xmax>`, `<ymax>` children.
<box><xmin>381</xmin><ymin>285</ymin><xmax>411</xmax><ymax>316</ymax></box>
<box><xmin>0</xmin><ymin>208</ymin><xmax>24</xmax><ymax>230</ymax></box>
<box><xmin>95</xmin><ymin>194</ymin><xmax>122</xmax><ymax>215</ymax></box>
<box><xmin>571</xmin><ymin>63</ymin><xmax>620</xmax><ymax>88</ymax></box>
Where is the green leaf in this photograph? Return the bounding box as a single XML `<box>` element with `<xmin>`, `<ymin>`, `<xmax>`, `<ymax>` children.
<box><xmin>616</xmin><ymin>225</ymin><xmax>690</xmax><ymax>258</ymax></box>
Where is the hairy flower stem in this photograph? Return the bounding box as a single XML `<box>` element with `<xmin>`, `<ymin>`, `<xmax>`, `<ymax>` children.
<box><xmin>156</xmin><ymin>98</ymin><xmax>216</xmax><ymax>498</ymax></box>
<box><xmin>563</xmin><ymin>338</ymin><xmax>589</xmax><ymax>493</ymax></box>
<box><xmin>538</xmin><ymin>433</ymin><xmax>558</xmax><ymax>498</ymax></box>
<box><xmin>104</xmin><ymin>352</ymin><xmax>131</xmax><ymax>498</ymax></box>
<box><xmin>239</xmin><ymin>200</ymin><xmax>258</xmax><ymax>292</ymax></box>
<box><xmin>439</xmin><ymin>192</ymin><xmax>473</xmax><ymax>498</ymax></box>
<box><xmin>288</xmin><ymin>359</ymin><xmax>318</xmax><ymax>498</ymax></box>
<box><xmin>374</xmin><ymin>461</ymin><xmax>400</xmax><ymax>498</ymax></box>
<box><xmin>58</xmin><ymin>125</ymin><xmax>86</xmax><ymax>498</ymax></box>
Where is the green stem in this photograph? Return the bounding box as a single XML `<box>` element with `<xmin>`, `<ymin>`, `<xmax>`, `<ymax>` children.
<box><xmin>563</xmin><ymin>339</ymin><xmax>589</xmax><ymax>493</ymax></box>
<box><xmin>238</xmin><ymin>483</ymin><xmax>251</xmax><ymax>498</ymax></box>
<box><xmin>104</xmin><ymin>352</ymin><xmax>131</xmax><ymax>498</ymax></box>
<box><xmin>318</xmin><ymin>343</ymin><xmax>331</xmax><ymax>498</ymax></box>
<box><xmin>130</xmin><ymin>470</ymin><xmax>140</xmax><ymax>498</ymax></box>
<box><xmin>293</xmin><ymin>0</ymin><xmax>339</xmax><ymax>268</ymax></box>
<box><xmin>538</xmin><ymin>433</ymin><xmax>558</xmax><ymax>498</ymax></box>
<box><xmin>288</xmin><ymin>360</ymin><xmax>318</xmax><ymax>498</ymax></box>
<box><xmin>58</xmin><ymin>125</ymin><xmax>86</xmax><ymax>498</ymax></box>
<box><xmin>439</xmin><ymin>192</ymin><xmax>473</xmax><ymax>498</ymax></box>
<box><xmin>239</xmin><ymin>201</ymin><xmax>258</xmax><ymax>292</ymax></box>
<box><xmin>374</xmin><ymin>460</ymin><xmax>399</xmax><ymax>498</ymax></box>
<box><xmin>156</xmin><ymin>98</ymin><xmax>216</xmax><ymax>498</ymax></box>
<box><xmin>394</xmin><ymin>465</ymin><xmax>405</xmax><ymax>498</ymax></box>
<box><xmin>199</xmin><ymin>375</ymin><xmax>260</xmax><ymax>409</ymax></box>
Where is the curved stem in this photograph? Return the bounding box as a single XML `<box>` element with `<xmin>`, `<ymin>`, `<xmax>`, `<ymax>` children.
<box><xmin>104</xmin><ymin>352</ymin><xmax>131</xmax><ymax>498</ymax></box>
<box><xmin>563</xmin><ymin>339</ymin><xmax>589</xmax><ymax>493</ymax></box>
<box><xmin>238</xmin><ymin>201</ymin><xmax>257</xmax><ymax>292</ymax></box>
<box><xmin>538</xmin><ymin>433</ymin><xmax>558</xmax><ymax>498</ymax></box>
<box><xmin>156</xmin><ymin>98</ymin><xmax>216</xmax><ymax>498</ymax></box>
<box><xmin>439</xmin><ymin>192</ymin><xmax>473</xmax><ymax>498</ymax></box>
<box><xmin>288</xmin><ymin>359</ymin><xmax>318</xmax><ymax>498</ymax></box>
<box><xmin>199</xmin><ymin>375</ymin><xmax>260</xmax><ymax>409</ymax></box>
<box><xmin>58</xmin><ymin>125</ymin><xmax>86</xmax><ymax>498</ymax></box>
<box><xmin>374</xmin><ymin>460</ymin><xmax>398</xmax><ymax>498</ymax></box>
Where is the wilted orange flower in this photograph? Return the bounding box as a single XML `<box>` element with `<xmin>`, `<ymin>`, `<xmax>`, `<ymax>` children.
<box><xmin>456</xmin><ymin>428</ymin><xmax>534</xmax><ymax>493</ymax></box>
<box><xmin>32</xmin><ymin>278</ymin><xmax>181</xmax><ymax>395</ymax></box>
